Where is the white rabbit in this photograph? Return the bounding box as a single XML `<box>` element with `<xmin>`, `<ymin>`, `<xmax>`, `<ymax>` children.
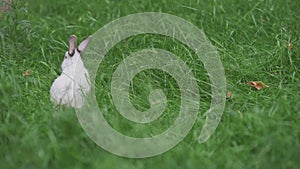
<box><xmin>50</xmin><ymin>35</ymin><xmax>91</xmax><ymax>108</ymax></box>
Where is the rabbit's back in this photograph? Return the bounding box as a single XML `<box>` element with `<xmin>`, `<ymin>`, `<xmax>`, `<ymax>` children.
<box><xmin>50</xmin><ymin>65</ymin><xmax>90</xmax><ymax>108</ymax></box>
<box><xmin>50</xmin><ymin>73</ymin><xmax>74</xmax><ymax>106</ymax></box>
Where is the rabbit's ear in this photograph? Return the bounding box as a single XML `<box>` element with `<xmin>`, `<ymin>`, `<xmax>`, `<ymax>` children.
<box><xmin>68</xmin><ymin>35</ymin><xmax>77</xmax><ymax>56</ymax></box>
<box><xmin>77</xmin><ymin>36</ymin><xmax>91</xmax><ymax>53</ymax></box>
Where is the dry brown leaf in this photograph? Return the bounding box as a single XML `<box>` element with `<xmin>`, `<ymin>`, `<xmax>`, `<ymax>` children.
<box><xmin>22</xmin><ymin>69</ymin><xmax>30</xmax><ymax>77</ymax></box>
<box><xmin>247</xmin><ymin>81</ymin><xmax>269</xmax><ymax>90</ymax></box>
<box><xmin>0</xmin><ymin>0</ymin><xmax>10</xmax><ymax>14</ymax></box>
<box><xmin>226</xmin><ymin>91</ymin><xmax>233</xmax><ymax>99</ymax></box>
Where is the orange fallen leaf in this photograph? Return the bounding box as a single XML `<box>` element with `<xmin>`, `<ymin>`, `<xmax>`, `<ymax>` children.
<box><xmin>247</xmin><ymin>81</ymin><xmax>269</xmax><ymax>90</ymax></box>
<box><xmin>226</xmin><ymin>91</ymin><xmax>233</xmax><ymax>99</ymax></box>
<box><xmin>0</xmin><ymin>0</ymin><xmax>10</xmax><ymax>14</ymax></box>
<box><xmin>22</xmin><ymin>69</ymin><xmax>30</xmax><ymax>76</ymax></box>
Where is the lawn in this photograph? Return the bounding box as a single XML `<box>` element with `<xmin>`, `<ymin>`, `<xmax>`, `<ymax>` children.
<box><xmin>0</xmin><ymin>0</ymin><xmax>299</xmax><ymax>169</ymax></box>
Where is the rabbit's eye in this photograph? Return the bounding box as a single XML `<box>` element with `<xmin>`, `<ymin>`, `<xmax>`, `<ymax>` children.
<box><xmin>64</xmin><ymin>56</ymin><xmax>67</xmax><ymax>59</ymax></box>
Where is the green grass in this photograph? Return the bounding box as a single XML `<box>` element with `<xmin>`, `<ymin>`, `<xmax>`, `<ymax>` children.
<box><xmin>1</xmin><ymin>0</ymin><xmax>300</xmax><ymax>168</ymax></box>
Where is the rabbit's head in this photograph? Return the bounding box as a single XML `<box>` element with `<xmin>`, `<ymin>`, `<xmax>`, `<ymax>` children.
<box><xmin>61</xmin><ymin>35</ymin><xmax>90</xmax><ymax>70</ymax></box>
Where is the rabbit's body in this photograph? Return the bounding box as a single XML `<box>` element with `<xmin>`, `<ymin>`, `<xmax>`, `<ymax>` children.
<box><xmin>50</xmin><ymin>35</ymin><xmax>91</xmax><ymax>108</ymax></box>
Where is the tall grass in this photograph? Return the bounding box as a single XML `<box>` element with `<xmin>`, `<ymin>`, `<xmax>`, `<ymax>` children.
<box><xmin>0</xmin><ymin>0</ymin><xmax>299</xmax><ymax>169</ymax></box>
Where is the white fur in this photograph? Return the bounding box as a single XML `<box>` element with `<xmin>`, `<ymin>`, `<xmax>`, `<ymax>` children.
<box><xmin>50</xmin><ymin>37</ymin><xmax>90</xmax><ymax>108</ymax></box>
